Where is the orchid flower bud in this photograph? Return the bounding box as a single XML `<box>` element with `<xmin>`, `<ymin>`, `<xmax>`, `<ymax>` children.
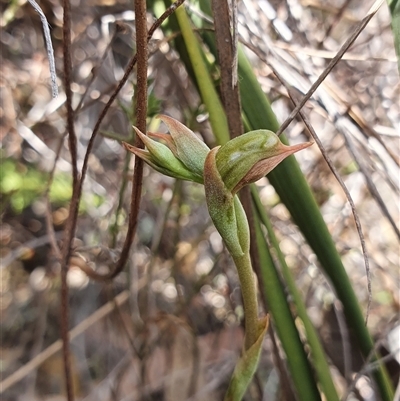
<box><xmin>215</xmin><ymin>130</ymin><xmax>313</xmax><ymax>194</ymax></box>
<box><xmin>124</xmin><ymin>117</ymin><xmax>312</xmax><ymax>258</ymax></box>
<box><xmin>158</xmin><ymin>115</ymin><xmax>210</xmax><ymax>177</ymax></box>
<box><xmin>123</xmin><ymin>128</ymin><xmax>202</xmax><ymax>183</ymax></box>
<box><xmin>123</xmin><ymin>115</ymin><xmax>210</xmax><ymax>183</ymax></box>
<box><xmin>204</xmin><ymin>130</ymin><xmax>312</xmax><ymax>257</ymax></box>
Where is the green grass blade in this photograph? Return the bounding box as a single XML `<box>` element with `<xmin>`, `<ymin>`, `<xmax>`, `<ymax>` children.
<box><xmin>251</xmin><ymin>185</ymin><xmax>340</xmax><ymax>401</ymax></box>
<box><xmin>253</xmin><ymin>215</ymin><xmax>322</xmax><ymax>401</ymax></box>
<box><xmin>173</xmin><ymin>3</ymin><xmax>230</xmax><ymax>145</ymax></box>
<box><xmin>237</xmin><ymin>47</ymin><xmax>394</xmax><ymax>401</ymax></box>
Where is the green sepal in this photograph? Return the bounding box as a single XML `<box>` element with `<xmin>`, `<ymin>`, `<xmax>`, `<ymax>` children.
<box><xmin>123</xmin><ymin>140</ymin><xmax>202</xmax><ymax>183</ymax></box>
<box><xmin>216</xmin><ymin>130</ymin><xmax>280</xmax><ymax>192</ymax></box>
<box><xmin>159</xmin><ymin>115</ymin><xmax>210</xmax><ymax>177</ymax></box>
<box><xmin>216</xmin><ymin>130</ymin><xmax>312</xmax><ymax>194</ymax></box>
<box><xmin>204</xmin><ymin>147</ymin><xmax>249</xmax><ymax>258</ymax></box>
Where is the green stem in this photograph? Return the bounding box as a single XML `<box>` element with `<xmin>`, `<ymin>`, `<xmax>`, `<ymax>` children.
<box><xmin>232</xmin><ymin>252</ymin><xmax>259</xmax><ymax>351</ymax></box>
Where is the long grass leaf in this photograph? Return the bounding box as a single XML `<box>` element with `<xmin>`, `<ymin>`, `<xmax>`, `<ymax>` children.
<box><xmin>237</xmin><ymin>47</ymin><xmax>394</xmax><ymax>401</ymax></box>
<box><xmin>253</xmin><ymin>216</ymin><xmax>322</xmax><ymax>401</ymax></box>
<box><xmin>173</xmin><ymin>4</ymin><xmax>230</xmax><ymax>145</ymax></box>
<box><xmin>251</xmin><ymin>185</ymin><xmax>340</xmax><ymax>401</ymax></box>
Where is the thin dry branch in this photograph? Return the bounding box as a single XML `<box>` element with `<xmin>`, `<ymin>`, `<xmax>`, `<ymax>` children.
<box><xmin>27</xmin><ymin>0</ymin><xmax>58</xmax><ymax>98</ymax></box>
<box><xmin>63</xmin><ymin>0</ymin><xmax>186</xmax><ymax>283</ymax></box>
<box><xmin>211</xmin><ymin>0</ymin><xmax>243</xmax><ymax>138</ymax></box>
<box><xmin>0</xmin><ymin>291</ymin><xmax>130</xmax><ymax>392</ymax></box>
<box><xmin>275</xmin><ymin>0</ymin><xmax>385</xmax><ymax>136</ymax></box>
<box><xmin>343</xmin><ymin>336</ymin><xmax>398</xmax><ymax>400</ymax></box>
<box><xmin>108</xmin><ymin>0</ymin><xmax>148</xmax><ymax>297</ymax></box>
<box><xmin>240</xmin><ymin>38</ymin><xmax>374</xmax><ymax>322</ymax></box>
<box><xmin>340</xmin><ymin>126</ymin><xmax>400</xmax><ymax>240</ymax></box>
<box><xmin>61</xmin><ymin>0</ymin><xmax>78</xmax><ymax>398</ymax></box>
<box><xmin>44</xmin><ymin>133</ymin><xmax>66</xmax><ymax>260</ymax></box>
<box><xmin>287</xmin><ymin>88</ymin><xmax>372</xmax><ymax>323</ymax></box>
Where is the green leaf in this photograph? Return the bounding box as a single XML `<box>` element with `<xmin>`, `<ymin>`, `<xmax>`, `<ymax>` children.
<box><xmin>252</xmin><ymin>185</ymin><xmax>340</xmax><ymax>401</ymax></box>
<box><xmin>237</xmin><ymin>46</ymin><xmax>394</xmax><ymax>401</ymax></box>
<box><xmin>253</xmin><ymin>217</ymin><xmax>322</xmax><ymax>401</ymax></box>
<box><xmin>224</xmin><ymin>317</ymin><xmax>269</xmax><ymax>401</ymax></box>
<box><xmin>173</xmin><ymin>3</ymin><xmax>230</xmax><ymax>145</ymax></box>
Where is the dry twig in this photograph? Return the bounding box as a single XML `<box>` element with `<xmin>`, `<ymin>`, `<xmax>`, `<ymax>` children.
<box><xmin>27</xmin><ymin>0</ymin><xmax>58</xmax><ymax>97</ymax></box>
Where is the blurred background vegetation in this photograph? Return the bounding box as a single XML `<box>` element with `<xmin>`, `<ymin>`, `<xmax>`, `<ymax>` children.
<box><xmin>0</xmin><ymin>0</ymin><xmax>399</xmax><ymax>400</ymax></box>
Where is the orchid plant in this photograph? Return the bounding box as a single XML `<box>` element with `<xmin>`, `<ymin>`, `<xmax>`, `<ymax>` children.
<box><xmin>124</xmin><ymin>115</ymin><xmax>312</xmax><ymax>400</ymax></box>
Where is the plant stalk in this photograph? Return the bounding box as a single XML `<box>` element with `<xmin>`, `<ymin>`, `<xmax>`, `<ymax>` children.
<box><xmin>232</xmin><ymin>252</ymin><xmax>259</xmax><ymax>351</ymax></box>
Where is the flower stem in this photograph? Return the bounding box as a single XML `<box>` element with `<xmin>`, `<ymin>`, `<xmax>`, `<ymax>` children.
<box><xmin>232</xmin><ymin>252</ymin><xmax>259</xmax><ymax>350</ymax></box>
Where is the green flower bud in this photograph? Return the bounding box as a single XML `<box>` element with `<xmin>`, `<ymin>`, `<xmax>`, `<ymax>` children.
<box><xmin>124</xmin><ymin>140</ymin><xmax>200</xmax><ymax>182</ymax></box>
<box><xmin>124</xmin><ymin>118</ymin><xmax>311</xmax><ymax>258</ymax></box>
<box><xmin>215</xmin><ymin>130</ymin><xmax>313</xmax><ymax>194</ymax></box>
<box><xmin>123</xmin><ymin>115</ymin><xmax>210</xmax><ymax>183</ymax></box>
<box><xmin>204</xmin><ymin>129</ymin><xmax>312</xmax><ymax>257</ymax></box>
<box><xmin>158</xmin><ymin>115</ymin><xmax>210</xmax><ymax>177</ymax></box>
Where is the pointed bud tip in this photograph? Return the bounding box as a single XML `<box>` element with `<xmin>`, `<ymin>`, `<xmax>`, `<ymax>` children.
<box><xmin>131</xmin><ymin>126</ymin><xmax>147</xmax><ymax>144</ymax></box>
<box><xmin>122</xmin><ymin>141</ymin><xmax>133</xmax><ymax>151</ymax></box>
<box><xmin>123</xmin><ymin>141</ymin><xmax>142</xmax><ymax>157</ymax></box>
<box><xmin>289</xmin><ymin>141</ymin><xmax>314</xmax><ymax>151</ymax></box>
<box><xmin>156</xmin><ymin>114</ymin><xmax>184</xmax><ymax>132</ymax></box>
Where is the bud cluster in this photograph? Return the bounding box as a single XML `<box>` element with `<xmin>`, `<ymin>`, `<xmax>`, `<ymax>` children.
<box><xmin>124</xmin><ymin>115</ymin><xmax>312</xmax><ymax>257</ymax></box>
